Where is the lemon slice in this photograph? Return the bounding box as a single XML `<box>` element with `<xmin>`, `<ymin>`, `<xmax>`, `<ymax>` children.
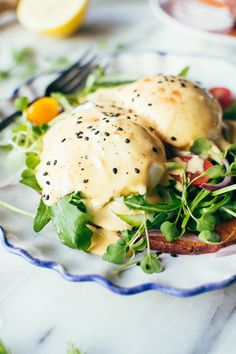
<box><xmin>17</xmin><ymin>0</ymin><xmax>89</xmax><ymax>37</ymax></box>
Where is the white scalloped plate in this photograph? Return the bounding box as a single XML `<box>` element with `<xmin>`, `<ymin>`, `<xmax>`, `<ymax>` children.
<box><xmin>0</xmin><ymin>50</ymin><xmax>236</xmax><ymax>296</ymax></box>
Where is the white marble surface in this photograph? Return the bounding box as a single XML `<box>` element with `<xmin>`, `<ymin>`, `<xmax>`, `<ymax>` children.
<box><xmin>1</xmin><ymin>1</ymin><xmax>236</xmax><ymax>353</ymax></box>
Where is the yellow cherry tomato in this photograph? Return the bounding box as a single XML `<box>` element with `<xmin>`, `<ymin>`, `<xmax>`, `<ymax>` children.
<box><xmin>26</xmin><ymin>97</ymin><xmax>60</xmax><ymax>125</ymax></box>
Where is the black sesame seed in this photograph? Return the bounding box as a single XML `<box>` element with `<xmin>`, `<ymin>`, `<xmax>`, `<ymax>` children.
<box><xmin>43</xmin><ymin>172</ymin><xmax>48</xmax><ymax>176</ymax></box>
<box><xmin>125</xmin><ymin>138</ymin><xmax>130</xmax><ymax>144</ymax></box>
<box><xmin>113</xmin><ymin>168</ymin><xmax>118</xmax><ymax>174</ymax></box>
<box><xmin>134</xmin><ymin>168</ymin><xmax>140</xmax><ymax>174</ymax></box>
<box><xmin>127</xmin><ymin>116</ymin><xmax>131</xmax><ymax>120</ymax></box>
<box><xmin>117</xmin><ymin>127</ymin><xmax>123</xmax><ymax>131</ymax></box>
<box><xmin>83</xmin><ymin>179</ymin><xmax>89</xmax><ymax>183</ymax></box>
<box><xmin>171</xmin><ymin>136</ymin><xmax>177</xmax><ymax>141</ymax></box>
<box><xmin>61</xmin><ymin>138</ymin><xmax>66</xmax><ymax>143</ymax></box>
<box><xmin>85</xmin><ymin>137</ymin><xmax>89</xmax><ymax>141</ymax></box>
<box><xmin>46</xmin><ymin>181</ymin><xmax>50</xmax><ymax>185</ymax></box>
<box><xmin>45</xmin><ymin>195</ymin><xmax>50</xmax><ymax>200</ymax></box>
<box><xmin>46</xmin><ymin>161</ymin><xmax>51</xmax><ymax>166</ymax></box>
<box><xmin>95</xmin><ymin>131</ymin><xmax>99</xmax><ymax>135</ymax></box>
<box><xmin>77</xmin><ymin>121</ymin><xmax>82</xmax><ymax>124</ymax></box>
<box><xmin>152</xmin><ymin>146</ymin><xmax>160</xmax><ymax>153</ymax></box>
<box><xmin>87</xmin><ymin>125</ymin><xmax>92</xmax><ymax>129</ymax></box>
<box><xmin>180</xmin><ymin>83</ymin><xmax>186</xmax><ymax>88</ymax></box>
<box><xmin>104</xmin><ymin>132</ymin><xmax>110</xmax><ymax>136</ymax></box>
<box><xmin>148</xmin><ymin>103</ymin><xmax>152</xmax><ymax>106</ymax></box>
<box><xmin>156</xmin><ymin>251</ymin><xmax>162</xmax><ymax>256</ymax></box>
<box><xmin>106</xmin><ymin>120</ymin><xmax>109</xmax><ymax>123</ymax></box>
<box><xmin>53</xmin><ymin>160</ymin><xmax>57</xmax><ymax>165</ymax></box>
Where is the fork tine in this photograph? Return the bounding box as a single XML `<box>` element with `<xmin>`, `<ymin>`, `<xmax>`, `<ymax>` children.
<box><xmin>45</xmin><ymin>49</ymin><xmax>94</xmax><ymax>96</ymax></box>
<box><xmin>58</xmin><ymin>56</ymin><xmax>97</xmax><ymax>94</ymax></box>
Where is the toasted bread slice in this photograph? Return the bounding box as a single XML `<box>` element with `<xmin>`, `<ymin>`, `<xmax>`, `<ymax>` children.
<box><xmin>149</xmin><ymin>219</ymin><xmax>236</xmax><ymax>255</ymax></box>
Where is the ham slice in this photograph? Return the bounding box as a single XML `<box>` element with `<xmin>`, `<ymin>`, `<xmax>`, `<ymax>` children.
<box><xmin>149</xmin><ymin>219</ymin><xmax>236</xmax><ymax>255</ymax></box>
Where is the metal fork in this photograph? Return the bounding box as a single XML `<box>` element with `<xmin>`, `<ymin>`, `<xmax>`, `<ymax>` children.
<box><xmin>0</xmin><ymin>50</ymin><xmax>98</xmax><ymax>131</ymax></box>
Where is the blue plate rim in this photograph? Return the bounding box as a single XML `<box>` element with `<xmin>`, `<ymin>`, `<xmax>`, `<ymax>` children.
<box><xmin>2</xmin><ymin>50</ymin><xmax>236</xmax><ymax>297</ymax></box>
<box><xmin>1</xmin><ymin>225</ymin><xmax>236</xmax><ymax>297</ymax></box>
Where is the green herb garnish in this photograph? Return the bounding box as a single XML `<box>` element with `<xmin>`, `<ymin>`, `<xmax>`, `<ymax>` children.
<box><xmin>178</xmin><ymin>65</ymin><xmax>190</xmax><ymax>77</ymax></box>
<box><xmin>190</xmin><ymin>137</ymin><xmax>211</xmax><ymax>156</ymax></box>
<box><xmin>14</xmin><ymin>97</ymin><xmax>29</xmax><ymax>112</ymax></box>
<box><xmin>0</xmin><ymin>339</ymin><xmax>11</xmax><ymax>354</ymax></box>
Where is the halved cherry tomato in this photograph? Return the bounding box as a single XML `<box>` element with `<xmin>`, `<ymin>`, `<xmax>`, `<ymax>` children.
<box><xmin>209</xmin><ymin>87</ymin><xmax>233</xmax><ymax>108</ymax></box>
<box><xmin>188</xmin><ymin>160</ymin><xmax>213</xmax><ymax>186</ymax></box>
<box><xmin>179</xmin><ymin>155</ymin><xmax>192</xmax><ymax>162</ymax></box>
<box><xmin>172</xmin><ymin>156</ymin><xmax>213</xmax><ymax>187</ymax></box>
<box><xmin>26</xmin><ymin>97</ymin><xmax>61</xmax><ymax>125</ymax></box>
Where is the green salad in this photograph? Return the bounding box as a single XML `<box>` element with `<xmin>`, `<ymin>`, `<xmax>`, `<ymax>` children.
<box><xmin>1</xmin><ymin>66</ymin><xmax>236</xmax><ymax>275</ymax></box>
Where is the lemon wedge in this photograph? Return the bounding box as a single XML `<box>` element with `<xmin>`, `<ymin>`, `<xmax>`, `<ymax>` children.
<box><xmin>17</xmin><ymin>0</ymin><xmax>89</xmax><ymax>37</ymax></box>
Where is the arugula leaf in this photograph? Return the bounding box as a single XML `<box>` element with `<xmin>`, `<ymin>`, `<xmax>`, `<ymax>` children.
<box><xmin>178</xmin><ymin>65</ymin><xmax>190</xmax><ymax>78</ymax></box>
<box><xmin>20</xmin><ymin>169</ymin><xmax>41</xmax><ymax>192</ymax></box>
<box><xmin>51</xmin><ymin>196</ymin><xmax>93</xmax><ymax>250</ymax></box>
<box><xmin>220</xmin><ymin>201</ymin><xmax>236</xmax><ymax>218</ymax></box>
<box><xmin>147</xmin><ymin>213</ymin><xmax>167</xmax><ymax>229</ymax></box>
<box><xmin>69</xmin><ymin>192</ymin><xmax>87</xmax><ymax>212</ymax></box>
<box><xmin>34</xmin><ymin>198</ymin><xmax>52</xmax><ymax>232</ymax></box>
<box><xmin>124</xmin><ymin>195</ymin><xmax>181</xmax><ymax>213</ymax></box>
<box><xmin>212</xmin><ymin>184</ymin><xmax>236</xmax><ymax>196</ymax></box>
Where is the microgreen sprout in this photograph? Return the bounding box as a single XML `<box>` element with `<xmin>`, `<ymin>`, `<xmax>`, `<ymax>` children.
<box><xmin>190</xmin><ymin>137</ymin><xmax>211</xmax><ymax>156</ymax></box>
<box><xmin>178</xmin><ymin>65</ymin><xmax>190</xmax><ymax>78</ymax></box>
<box><xmin>196</xmin><ymin>214</ymin><xmax>217</xmax><ymax>232</ymax></box>
<box><xmin>198</xmin><ymin>230</ymin><xmax>221</xmax><ymax>244</ymax></box>
<box><xmin>14</xmin><ymin>97</ymin><xmax>29</xmax><ymax>112</ymax></box>
<box><xmin>160</xmin><ymin>221</ymin><xmax>179</xmax><ymax>242</ymax></box>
